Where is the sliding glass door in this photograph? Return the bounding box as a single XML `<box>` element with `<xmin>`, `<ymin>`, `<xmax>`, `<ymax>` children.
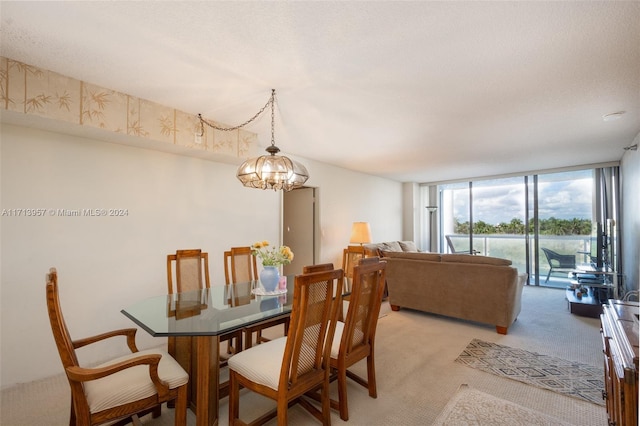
<box><xmin>473</xmin><ymin>177</ymin><xmax>527</xmax><ymax>275</ymax></box>
<box><xmin>533</xmin><ymin>170</ymin><xmax>593</xmax><ymax>286</ymax></box>
<box><xmin>439</xmin><ymin>177</ymin><xmax>527</xmax><ymax>275</ymax></box>
<box><xmin>433</xmin><ymin>167</ymin><xmax>612</xmax><ymax>288</ymax></box>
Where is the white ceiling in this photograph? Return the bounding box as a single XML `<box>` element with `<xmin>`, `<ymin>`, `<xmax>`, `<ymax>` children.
<box><xmin>1</xmin><ymin>1</ymin><xmax>639</xmax><ymax>183</ymax></box>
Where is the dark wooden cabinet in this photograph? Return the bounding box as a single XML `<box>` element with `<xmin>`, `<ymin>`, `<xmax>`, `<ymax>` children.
<box><xmin>600</xmin><ymin>299</ymin><xmax>639</xmax><ymax>426</ymax></box>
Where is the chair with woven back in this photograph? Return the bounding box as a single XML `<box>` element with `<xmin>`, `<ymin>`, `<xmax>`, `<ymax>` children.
<box><xmin>342</xmin><ymin>245</ymin><xmax>366</xmax><ymax>292</ymax></box>
<box><xmin>228</xmin><ymin>268</ymin><xmax>344</xmax><ymax>426</ymax></box>
<box><xmin>340</xmin><ymin>246</ymin><xmax>367</xmax><ymax>320</ymax></box>
<box><xmin>224</xmin><ymin>246</ymin><xmax>290</xmax><ymax>349</ymax></box>
<box><xmin>304</xmin><ymin>262</ymin><xmax>347</xmax><ymax>310</ymax></box>
<box><xmin>167</xmin><ymin>249</ymin><xmax>210</xmax><ymax>294</ymax></box>
<box><xmin>167</xmin><ymin>249</ymin><xmax>242</xmax><ymax>371</ymax></box>
<box><xmin>46</xmin><ymin>267</ymin><xmax>188</xmax><ymax>426</ymax></box>
<box><xmin>541</xmin><ymin>247</ymin><xmax>577</xmax><ymax>283</ymax></box>
<box><xmin>223</xmin><ymin>247</ymin><xmax>255</xmax><ymax>314</ymax></box>
<box><xmin>302</xmin><ymin>263</ymin><xmax>335</xmax><ymax>274</ymax></box>
<box><xmin>304</xmin><ymin>263</ymin><xmax>342</xmax><ymax>317</ymax></box>
<box><xmin>312</xmin><ymin>256</ymin><xmax>387</xmax><ymax>421</ymax></box>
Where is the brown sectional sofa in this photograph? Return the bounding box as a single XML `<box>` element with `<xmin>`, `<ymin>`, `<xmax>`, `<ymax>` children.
<box><xmin>364</xmin><ymin>241</ymin><xmax>525</xmax><ymax>334</ymax></box>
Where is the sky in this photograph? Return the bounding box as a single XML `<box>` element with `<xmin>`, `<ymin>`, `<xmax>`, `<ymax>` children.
<box><xmin>448</xmin><ymin>170</ymin><xmax>593</xmax><ymax>225</ymax></box>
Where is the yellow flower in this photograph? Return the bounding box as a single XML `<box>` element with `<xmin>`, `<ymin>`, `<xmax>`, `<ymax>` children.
<box><xmin>280</xmin><ymin>246</ymin><xmax>294</xmax><ymax>261</ymax></box>
<box><xmin>251</xmin><ymin>241</ymin><xmax>294</xmax><ymax>266</ymax></box>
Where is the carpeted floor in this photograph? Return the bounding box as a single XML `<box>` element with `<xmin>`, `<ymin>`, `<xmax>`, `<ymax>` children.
<box><xmin>455</xmin><ymin>338</ymin><xmax>604</xmax><ymax>406</ymax></box>
<box><xmin>433</xmin><ymin>384</ymin><xmax>575</xmax><ymax>425</ymax></box>
<box><xmin>1</xmin><ymin>286</ymin><xmax>608</xmax><ymax>425</ymax></box>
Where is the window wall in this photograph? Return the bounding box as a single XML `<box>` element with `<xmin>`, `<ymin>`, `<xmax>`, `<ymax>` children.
<box><xmin>426</xmin><ymin>166</ymin><xmax>618</xmax><ymax>288</ymax></box>
<box><xmin>531</xmin><ymin>170</ymin><xmax>594</xmax><ymax>285</ymax></box>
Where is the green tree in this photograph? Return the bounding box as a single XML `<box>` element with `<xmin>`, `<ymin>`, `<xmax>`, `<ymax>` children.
<box><xmin>453</xmin><ymin>217</ymin><xmax>591</xmax><ymax>236</ymax></box>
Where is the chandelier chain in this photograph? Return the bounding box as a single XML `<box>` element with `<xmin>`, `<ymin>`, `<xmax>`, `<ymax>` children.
<box><xmin>270</xmin><ymin>90</ymin><xmax>275</xmax><ymax>146</ymax></box>
<box><xmin>198</xmin><ymin>89</ymin><xmax>275</xmax><ymax>134</ymax></box>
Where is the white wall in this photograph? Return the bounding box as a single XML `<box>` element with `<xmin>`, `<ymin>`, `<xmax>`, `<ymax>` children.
<box><xmin>0</xmin><ymin>124</ymin><xmax>403</xmax><ymax>388</ymax></box>
<box><xmin>303</xmin><ymin>159</ymin><xmax>403</xmax><ymax>269</ymax></box>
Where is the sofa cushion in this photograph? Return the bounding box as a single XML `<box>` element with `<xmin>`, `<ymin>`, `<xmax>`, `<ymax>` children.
<box><xmin>364</xmin><ymin>241</ymin><xmax>403</xmax><ymax>257</ymax></box>
<box><xmin>441</xmin><ymin>254</ymin><xmax>512</xmax><ymax>266</ymax></box>
<box><xmin>364</xmin><ymin>241</ymin><xmax>419</xmax><ymax>257</ymax></box>
<box><xmin>363</xmin><ymin>244</ymin><xmax>380</xmax><ymax>257</ymax></box>
<box><xmin>379</xmin><ymin>241</ymin><xmax>403</xmax><ymax>253</ymax></box>
<box><xmin>383</xmin><ymin>251</ymin><xmax>442</xmax><ymax>262</ymax></box>
<box><xmin>398</xmin><ymin>241</ymin><xmax>418</xmax><ymax>252</ymax></box>
<box><xmin>363</xmin><ymin>243</ymin><xmax>383</xmax><ymax>257</ymax></box>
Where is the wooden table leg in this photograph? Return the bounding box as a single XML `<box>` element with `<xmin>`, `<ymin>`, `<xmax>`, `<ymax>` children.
<box><xmin>194</xmin><ymin>335</ymin><xmax>219</xmax><ymax>426</ymax></box>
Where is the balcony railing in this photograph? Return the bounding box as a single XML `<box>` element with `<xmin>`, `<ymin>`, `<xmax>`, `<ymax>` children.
<box><xmin>445</xmin><ymin>234</ymin><xmax>594</xmax><ymax>286</ymax></box>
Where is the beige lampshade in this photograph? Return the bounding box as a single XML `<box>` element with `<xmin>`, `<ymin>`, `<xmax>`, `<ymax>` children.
<box><xmin>349</xmin><ymin>222</ymin><xmax>372</xmax><ymax>245</ymax></box>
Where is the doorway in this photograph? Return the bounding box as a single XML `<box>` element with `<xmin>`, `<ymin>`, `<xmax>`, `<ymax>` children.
<box><xmin>283</xmin><ymin>187</ymin><xmax>317</xmax><ymax>275</ymax></box>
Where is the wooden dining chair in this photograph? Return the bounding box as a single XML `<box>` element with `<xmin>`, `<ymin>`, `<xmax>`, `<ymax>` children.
<box><xmin>340</xmin><ymin>246</ymin><xmax>367</xmax><ymax>320</ymax></box>
<box><xmin>326</xmin><ymin>257</ymin><xmax>387</xmax><ymax>421</ymax></box>
<box><xmin>224</xmin><ymin>246</ymin><xmax>290</xmax><ymax>349</ymax></box>
<box><xmin>303</xmin><ymin>263</ymin><xmax>348</xmax><ymax>320</ymax></box>
<box><xmin>167</xmin><ymin>249</ymin><xmax>242</xmax><ymax>377</ymax></box>
<box><xmin>228</xmin><ymin>268</ymin><xmax>344</xmax><ymax>426</ymax></box>
<box><xmin>342</xmin><ymin>246</ymin><xmax>366</xmax><ymax>293</ymax></box>
<box><xmin>167</xmin><ymin>248</ymin><xmax>210</xmax><ymax>294</ymax></box>
<box><xmin>223</xmin><ymin>247</ymin><xmax>255</xmax><ymax>341</ymax></box>
<box><xmin>46</xmin><ymin>267</ymin><xmax>188</xmax><ymax>426</ymax></box>
<box><xmin>302</xmin><ymin>263</ymin><xmax>335</xmax><ymax>273</ymax></box>
<box><xmin>224</xmin><ymin>246</ymin><xmax>257</xmax><ymax>286</ymax></box>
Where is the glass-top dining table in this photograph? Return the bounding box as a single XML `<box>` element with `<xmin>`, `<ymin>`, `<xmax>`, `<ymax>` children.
<box><xmin>121</xmin><ymin>278</ymin><xmax>294</xmax><ymax>426</ymax></box>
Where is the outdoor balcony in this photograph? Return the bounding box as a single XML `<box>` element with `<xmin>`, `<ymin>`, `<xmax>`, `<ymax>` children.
<box><xmin>444</xmin><ymin>234</ymin><xmax>600</xmax><ymax>289</ymax></box>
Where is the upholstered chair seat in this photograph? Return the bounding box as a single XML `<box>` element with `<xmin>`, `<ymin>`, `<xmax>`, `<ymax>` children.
<box><xmin>329</xmin><ymin>322</ymin><xmax>365</xmax><ymax>358</ymax></box>
<box><xmin>227</xmin><ymin>337</ymin><xmax>287</xmax><ymax>390</ymax></box>
<box><xmin>85</xmin><ymin>348</ymin><xmax>189</xmax><ymax>413</ymax></box>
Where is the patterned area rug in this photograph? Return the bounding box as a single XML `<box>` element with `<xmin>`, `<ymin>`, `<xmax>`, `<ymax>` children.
<box><xmin>455</xmin><ymin>339</ymin><xmax>604</xmax><ymax>406</ymax></box>
<box><xmin>433</xmin><ymin>384</ymin><xmax>575</xmax><ymax>425</ymax></box>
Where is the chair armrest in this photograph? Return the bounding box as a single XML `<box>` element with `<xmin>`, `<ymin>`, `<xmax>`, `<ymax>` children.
<box><xmin>66</xmin><ymin>353</ymin><xmax>170</xmax><ymax>398</ymax></box>
<box><xmin>73</xmin><ymin>328</ymin><xmax>138</xmax><ymax>353</ymax></box>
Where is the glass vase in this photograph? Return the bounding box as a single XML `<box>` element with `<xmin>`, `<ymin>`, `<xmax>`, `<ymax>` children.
<box><xmin>260</xmin><ymin>265</ymin><xmax>280</xmax><ymax>292</ymax></box>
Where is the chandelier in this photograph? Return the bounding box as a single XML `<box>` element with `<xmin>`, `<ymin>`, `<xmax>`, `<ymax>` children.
<box><xmin>197</xmin><ymin>89</ymin><xmax>309</xmax><ymax>191</ymax></box>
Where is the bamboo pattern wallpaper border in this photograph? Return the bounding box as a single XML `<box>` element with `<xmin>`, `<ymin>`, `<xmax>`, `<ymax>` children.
<box><xmin>0</xmin><ymin>56</ymin><xmax>257</xmax><ymax>158</ymax></box>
